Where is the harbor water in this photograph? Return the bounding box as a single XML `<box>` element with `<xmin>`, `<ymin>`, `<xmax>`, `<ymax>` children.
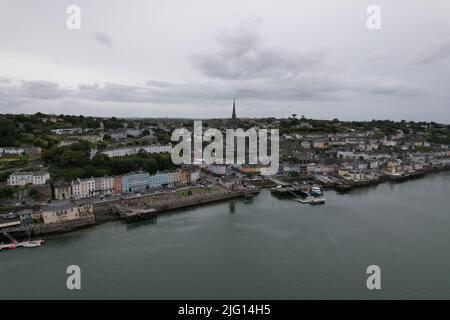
<box><xmin>1</xmin><ymin>172</ymin><xmax>450</xmax><ymax>299</ymax></box>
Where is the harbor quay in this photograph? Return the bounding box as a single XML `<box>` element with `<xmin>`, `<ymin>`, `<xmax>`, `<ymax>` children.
<box><xmin>110</xmin><ymin>187</ymin><xmax>259</xmax><ymax>222</ymax></box>
<box><xmin>0</xmin><ymin>185</ymin><xmax>260</xmax><ymax>239</ymax></box>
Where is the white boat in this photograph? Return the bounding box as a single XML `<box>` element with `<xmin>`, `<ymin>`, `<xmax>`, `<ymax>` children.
<box><xmin>297</xmin><ymin>196</ymin><xmax>326</xmax><ymax>205</ymax></box>
<box><xmin>310</xmin><ymin>185</ymin><xmax>323</xmax><ymax>196</ymax></box>
<box><xmin>21</xmin><ymin>240</ymin><xmax>45</xmax><ymax>248</ymax></box>
<box><xmin>309</xmin><ymin>197</ymin><xmax>326</xmax><ymax>205</ymax></box>
<box><xmin>0</xmin><ymin>239</ymin><xmax>44</xmax><ymax>251</ymax></box>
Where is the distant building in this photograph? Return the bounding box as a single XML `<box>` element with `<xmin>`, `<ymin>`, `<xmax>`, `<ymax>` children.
<box><xmin>282</xmin><ymin>162</ymin><xmax>300</xmax><ymax>173</ymax></box>
<box><xmin>312</xmin><ymin>140</ymin><xmax>327</xmax><ymax>149</ymax></box>
<box><xmin>98</xmin><ymin>144</ymin><xmax>172</xmax><ymax>158</ymax></box>
<box><xmin>71</xmin><ymin>178</ymin><xmax>95</xmax><ymax>198</ymax></box>
<box><xmin>122</xmin><ymin>171</ymin><xmax>151</xmax><ymax>193</ymax></box>
<box><xmin>53</xmin><ymin>181</ymin><xmax>72</xmax><ymax>200</ymax></box>
<box><xmin>189</xmin><ymin>170</ymin><xmax>201</xmax><ymax>183</ymax></box>
<box><xmin>148</xmin><ymin>172</ymin><xmax>163</xmax><ymax>189</ymax></box>
<box><xmin>50</xmin><ymin>128</ymin><xmax>82</xmax><ymax>135</ymax></box>
<box><xmin>0</xmin><ymin>216</ymin><xmax>21</xmax><ymax>230</ymax></box>
<box><xmin>0</xmin><ymin>147</ymin><xmax>25</xmax><ymax>157</ymax></box>
<box><xmin>125</xmin><ymin>128</ymin><xmax>143</xmax><ymax>137</ymax></box>
<box><xmin>114</xmin><ymin>176</ymin><xmax>123</xmax><ymax>194</ymax></box>
<box><xmin>24</xmin><ymin>147</ymin><xmax>42</xmax><ymax>157</ymax></box>
<box><xmin>100</xmin><ymin>176</ymin><xmax>115</xmax><ymax>196</ymax></box>
<box><xmin>7</xmin><ymin>171</ymin><xmax>50</xmax><ymax>186</ymax></box>
<box><xmin>180</xmin><ymin>171</ymin><xmax>189</xmax><ymax>185</ymax></box>
<box><xmin>168</xmin><ymin>170</ymin><xmax>181</xmax><ymax>187</ymax></box>
<box><xmin>300</xmin><ymin>141</ymin><xmax>311</xmax><ymax>149</ymax></box>
<box><xmin>110</xmin><ymin>132</ymin><xmax>128</xmax><ymax>140</ymax></box>
<box><xmin>41</xmin><ymin>202</ymin><xmax>94</xmax><ymax>224</ymax></box>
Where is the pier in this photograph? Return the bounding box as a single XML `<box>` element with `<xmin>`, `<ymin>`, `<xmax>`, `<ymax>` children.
<box><xmin>110</xmin><ymin>188</ymin><xmax>260</xmax><ymax>223</ymax></box>
<box><xmin>269</xmin><ymin>177</ymin><xmax>291</xmax><ymax>187</ymax></box>
<box><xmin>110</xmin><ymin>204</ymin><xmax>157</xmax><ymax>222</ymax></box>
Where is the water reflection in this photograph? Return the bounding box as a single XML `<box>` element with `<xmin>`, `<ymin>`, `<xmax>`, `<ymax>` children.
<box><xmin>229</xmin><ymin>201</ymin><xmax>236</xmax><ymax>214</ymax></box>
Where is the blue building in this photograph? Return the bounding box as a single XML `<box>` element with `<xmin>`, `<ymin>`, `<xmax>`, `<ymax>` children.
<box><xmin>147</xmin><ymin>172</ymin><xmax>169</xmax><ymax>189</ymax></box>
<box><xmin>157</xmin><ymin>172</ymin><xmax>169</xmax><ymax>187</ymax></box>
<box><xmin>121</xmin><ymin>171</ymin><xmax>151</xmax><ymax>193</ymax></box>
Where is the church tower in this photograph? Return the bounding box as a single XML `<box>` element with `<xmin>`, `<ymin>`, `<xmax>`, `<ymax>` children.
<box><xmin>231</xmin><ymin>100</ymin><xmax>237</xmax><ymax>129</ymax></box>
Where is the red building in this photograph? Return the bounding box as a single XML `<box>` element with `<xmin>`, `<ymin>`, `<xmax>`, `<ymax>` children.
<box><xmin>114</xmin><ymin>176</ymin><xmax>123</xmax><ymax>194</ymax></box>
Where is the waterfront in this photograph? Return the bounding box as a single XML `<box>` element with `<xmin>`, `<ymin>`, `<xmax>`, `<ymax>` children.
<box><xmin>1</xmin><ymin>172</ymin><xmax>450</xmax><ymax>299</ymax></box>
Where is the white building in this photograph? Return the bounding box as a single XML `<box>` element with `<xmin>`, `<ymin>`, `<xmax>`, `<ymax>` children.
<box><xmin>100</xmin><ymin>144</ymin><xmax>172</xmax><ymax>158</ymax></box>
<box><xmin>100</xmin><ymin>176</ymin><xmax>115</xmax><ymax>196</ymax></box>
<box><xmin>337</xmin><ymin>150</ymin><xmax>355</xmax><ymax>159</ymax></box>
<box><xmin>300</xmin><ymin>141</ymin><xmax>311</xmax><ymax>149</ymax></box>
<box><xmin>0</xmin><ymin>147</ymin><xmax>25</xmax><ymax>157</ymax></box>
<box><xmin>71</xmin><ymin>178</ymin><xmax>95</xmax><ymax>199</ymax></box>
<box><xmin>168</xmin><ymin>170</ymin><xmax>181</xmax><ymax>186</ymax></box>
<box><xmin>41</xmin><ymin>202</ymin><xmax>94</xmax><ymax>224</ymax></box>
<box><xmin>7</xmin><ymin>171</ymin><xmax>50</xmax><ymax>186</ymax></box>
<box><xmin>190</xmin><ymin>170</ymin><xmax>201</xmax><ymax>183</ymax></box>
<box><xmin>50</xmin><ymin>128</ymin><xmax>82</xmax><ymax>135</ymax></box>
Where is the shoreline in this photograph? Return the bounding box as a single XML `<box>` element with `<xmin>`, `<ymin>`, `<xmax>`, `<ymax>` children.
<box><xmin>268</xmin><ymin>165</ymin><xmax>450</xmax><ymax>193</ymax></box>
<box><xmin>2</xmin><ymin>166</ymin><xmax>449</xmax><ymax>242</ymax></box>
<box><xmin>2</xmin><ymin>188</ymin><xmax>260</xmax><ymax>240</ymax></box>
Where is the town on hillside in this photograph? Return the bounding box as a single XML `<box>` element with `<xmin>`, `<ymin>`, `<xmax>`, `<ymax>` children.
<box><xmin>1</xmin><ymin>104</ymin><xmax>450</xmax><ymax>240</ymax></box>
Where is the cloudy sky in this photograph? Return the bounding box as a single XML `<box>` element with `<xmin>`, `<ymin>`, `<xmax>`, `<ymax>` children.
<box><xmin>1</xmin><ymin>0</ymin><xmax>450</xmax><ymax>122</ymax></box>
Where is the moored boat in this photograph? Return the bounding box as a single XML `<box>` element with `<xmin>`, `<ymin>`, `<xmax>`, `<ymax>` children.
<box><xmin>310</xmin><ymin>185</ymin><xmax>323</xmax><ymax>197</ymax></box>
<box><xmin>0</xmin><ymin>239</ymin><xmax>44</xmax><ymax>251</ymax></box>
<box><xmin>296</xmin><ymin>196</ymin><xmax>326</xmax><ymax>205</ymax></box>
<box><xmin>21</xmin><ymin>240</ymin><xmax>45</xmax><ymax>248</ymax></box>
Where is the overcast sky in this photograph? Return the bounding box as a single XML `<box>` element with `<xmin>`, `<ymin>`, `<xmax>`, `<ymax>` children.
<box><xmin>0</xmin><ymin>0</ymin><xmax>450</xmax><ymax>122</ymax></box>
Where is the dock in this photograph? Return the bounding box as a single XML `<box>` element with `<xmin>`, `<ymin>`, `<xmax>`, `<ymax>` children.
<box><xmin>110</xmin><ymin>188</ymin><xmax>260</xmax><ymax>223</ymax></box>
<box><xmin>269</xmin><ymin>177</ymin><xmax>291</xmax><ymax>187</ymax></box>
<box><xmin>110</xmin><ymin>204</ymin><xmax>157</xmax><ymax>222</ymax></box>
<box><xmin>296</xmin><ymin>197</ymin><xmax>326</xmax><ymax>205</ymax></box>
<box><xmin>271</xmin><ymin>185</ymin><xmax>313</xmax><ymax>197</ymax></box>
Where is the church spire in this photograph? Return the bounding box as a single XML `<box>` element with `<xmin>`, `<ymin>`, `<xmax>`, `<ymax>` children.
<box><xmin>232</xmin><ymin>100</ymin><xmax>236</xmax><ymax>120</ymax></box>
<box><xmin>231</xmin><ymin>100</ymin><xmax>237</xmax><ymax>129</ymax></box>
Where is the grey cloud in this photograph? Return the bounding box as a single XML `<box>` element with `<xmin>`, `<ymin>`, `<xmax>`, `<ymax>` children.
<box><xmin>0</xmin><ymin>75</ymin><xmax>413</xmax><ymax>111</ymax></box>
<box><xmin>412</xmin><ymin>38</ymin><xmax>450</xmax><ymax>65</ymax></box>
<box><xmin>93</xmin><ymin>32</ymin><xmax>113</xmax><ymax>48</ymax></box>
<box><xmin>146</xmin><ymin>80</ymin><xmax>177</xmax><ymax>88</ymax></box>
<box><xmin>189</xmin><ymin>18</ymin><xmax>324</xmax><ymax>80</ymax></box>
<box><xmin>351</xmin><ymin>78</ymin><xmax>417</xmax><ymax>96</ymax></box>
<box><xmin>0</xmin><ymin>80</ymin><xmax>70</xmax><ymax>100</ymax></box>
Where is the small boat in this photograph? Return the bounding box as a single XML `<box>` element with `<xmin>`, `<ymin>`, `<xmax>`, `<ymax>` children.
<box><xmin>0</xmin><ymin>240</ymin><xmax>44</xmax><ymax>251</ymax></box>
<box><xmin>297</xmin><ymin>196</ymin><xmax>326</xmax><ymax>205</ymax></box>
<box><xmin>297</xmin><ymin>197</ymin><xmax>313</xmax><ymax>204</ymax></box>
<box><xmin>21</xmin><ymin>240</ymin><xmax>45</xmax><ymax>248</ymax></box>
<box><xmin>310</xmin><ymin>185</ymin><xmax>323</xmax><ymax>197</ymax></box>
<box><xmin>309</xmin><ymin>197</ymin><xmax>326</xmax><ymax>205</ymax></box>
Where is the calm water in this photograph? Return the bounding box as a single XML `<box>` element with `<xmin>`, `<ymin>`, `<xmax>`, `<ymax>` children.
<box><xmin>1</xmin><ymin>172</ymin><xmax>450</xmax><ymax>299</ymax></box>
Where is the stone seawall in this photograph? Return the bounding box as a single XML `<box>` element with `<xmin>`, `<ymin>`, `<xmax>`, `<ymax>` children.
<box><xmin>33</xmin><ymin>216</ymin><xmax>96</xmax><ymax>235</ymax></box>
<box><xmin>152</xmin><ymin>189</ymin><xmax>259</xmax><ymax>214</ymax></box>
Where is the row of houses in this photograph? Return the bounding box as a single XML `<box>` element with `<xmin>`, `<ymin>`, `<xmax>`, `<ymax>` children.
<box><xmin>0</xmin><ymin>147</ymin><xmax>42</xmax><ymax>158</ymax></box>
<box><xmin>40</xmin><ymin>202</ymin><xmax>94</xmax><ymax>224</ymax></box>
<box><xmin>0</xmin><ymin>203</ymin><xmax>94</xmax><ymax>227</ymax></box>
<box><xmin>90</xmin><ymin>144</ymin><xmax>172</xmax><ymax>159</ymax></box>
<box><xmin>54</xmin><ymin>169</ymin><xmax>201</xmax><ymax>200</ymax></box>
<box><xmin>58</xmin><ymin>134</ymin><xmax>104</xmax><ymax>147</ymax></box>
<box><xmin>7</xmin><ymin>170</ymin><xmax>50</xmax><ymax>186</ymax></box>
<box><xmin>50</xmin><ymin>128</ymin><xmax>84</xmax><ymax>135</ymax></box>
